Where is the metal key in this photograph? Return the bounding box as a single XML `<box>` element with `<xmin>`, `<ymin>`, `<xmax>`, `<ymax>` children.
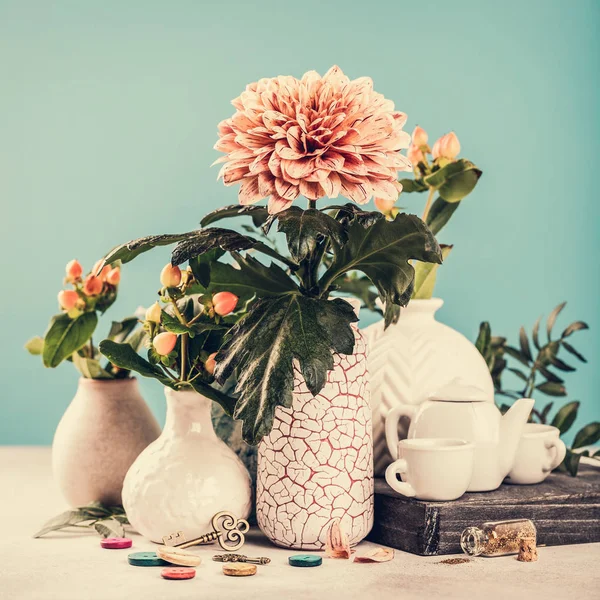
<box><xmin>162</xmin><ymin>511</ymin><xmax>250</xmax><ymax>552</ymax></box>
<box><xmin>213</xmin><ymin>553</ymin><xmax>271</xmax><ymax>565</ymax></box>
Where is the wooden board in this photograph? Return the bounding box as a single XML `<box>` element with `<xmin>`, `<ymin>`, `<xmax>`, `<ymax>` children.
<box><xmin>368</xmin><ymin>465</ymin><xmax>600</xmax><ymax>555</ymax></box>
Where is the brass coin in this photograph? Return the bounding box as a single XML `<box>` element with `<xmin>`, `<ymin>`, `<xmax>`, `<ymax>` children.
<box><xmin>222</xmin><ymin>562</ymin><xmax>257</xmax><ymax>577</ymax></box>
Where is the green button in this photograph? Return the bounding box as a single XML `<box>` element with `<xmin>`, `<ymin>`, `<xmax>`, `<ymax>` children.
<box><xmin>288</xmin><ymin>554</ymin><xmax>323</xmax><ymax>567</ymax></box>
<box><xmin>127</xmin><ymin>552</ymin><xmax>169</xmax><ymax>567</ymax></box>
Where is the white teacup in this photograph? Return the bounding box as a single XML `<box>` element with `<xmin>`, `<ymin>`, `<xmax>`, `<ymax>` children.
<box><xmin>506</xmin><ymin>424</ymin><xmax>567</xmax><ymax>485</ymax></box>
<box><xmin>385</xmin><ymin>438</ymin><xmax>474</xmax><ymax>501</ymax></box>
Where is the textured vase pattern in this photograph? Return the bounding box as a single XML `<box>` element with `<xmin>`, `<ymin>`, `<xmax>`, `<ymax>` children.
<box><xmin>256</xmin><ymin>327</ymin><xmax>373</xmax><ymax>549</ymax></box>
<box><xmin>364</xmin><ymin>298</ymin><xmax>495</xmax><ymax>475</ymax></box>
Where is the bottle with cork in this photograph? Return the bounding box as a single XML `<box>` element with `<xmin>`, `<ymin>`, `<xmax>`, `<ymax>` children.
<box><xmin>460</xmin><ymin>519</ymin><xmax>537</xmax><ymax>558</ymax></box>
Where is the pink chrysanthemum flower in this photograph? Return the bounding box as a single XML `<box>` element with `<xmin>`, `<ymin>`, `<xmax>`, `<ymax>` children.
<box><xmin>214</xmin><ymin>66</ymin><xmax>412</xmax><ymax>214</ymax></box>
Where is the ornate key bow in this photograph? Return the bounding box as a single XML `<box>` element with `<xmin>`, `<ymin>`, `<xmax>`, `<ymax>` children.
<box><xmin>162</xmin><ymin>511</ymin><xmax>250</xmax><ymax>552</ymax></box>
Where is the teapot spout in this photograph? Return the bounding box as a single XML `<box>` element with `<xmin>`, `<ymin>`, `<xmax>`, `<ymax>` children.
<box><xmin>499</xmin><ymin>398</ymin><xmax>535</xmax><ymax>475</ymax></box>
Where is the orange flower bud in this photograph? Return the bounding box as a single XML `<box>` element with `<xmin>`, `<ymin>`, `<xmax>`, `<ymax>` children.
<box><xmin>83</xmin><ymin>274</ymin><xmax>103</xmax><ymax>296</ymax></box>
<box><xmin>58</xmin><ymin>290</ymin><xmax>79</xmax><ymax>311</ymax></box>
<box><xmin>65</xmin><ymin>259</ymin><xmax>83</xmax><ymax>282</ymax></box>
<box><xmin>160</xmin><ymin>264</ymin><xmax>182</xmax><ymax>288</ymax></box>
<box><xmin>106</xmin><ymin>267</ymin><xmax>121</xmax><ymax>286</ymax></box>
<box><xmin>407</xmin><ymin>144</ymin><xmax>425</xmax><ymax>166</ymax></box>
<box><xmin>374</xmin><ymin>197</ymin><xmax>396</xmax><ymax>214</ymax></box>
<box><xmin>212</xmin><ymin>291</ymin><xmax>239</xmax><ymax>316</ymax></box>
<box><xmin>412</xmin><ymin>126</ymin><xmax>428</xmax><ymax>147</ymax></box>
<box><xmin>145</xmin><ymin>302</ymin><xmax>162</xmax><ymax>323</ymax></box>
<box><xmin>432</xmin><ymin>132</ymin><xmax>460</xmax><ymax>160</ymax></box>
<box><xmin>92</xmin><ymin>259</ymin><xmax>111</xmax><ymax>281</ymax></box>
<box><xmin>153</xmin><ymin>332</ymin><xmax>178</xmax><ymax>356</ymax></box>
<box><xmin>205</xmin><ymin>352</ymin><xmax>218</xmax><ymax>375</ymax></box>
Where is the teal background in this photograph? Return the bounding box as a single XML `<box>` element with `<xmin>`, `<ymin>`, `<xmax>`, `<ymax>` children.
<box><xmin>1</xmin><ymin>0</ymin><xmax>598</xmax><ymax>445</ymax></box>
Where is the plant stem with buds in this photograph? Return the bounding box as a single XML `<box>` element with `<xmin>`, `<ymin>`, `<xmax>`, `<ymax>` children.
<box><xmin>422</xmin><ymin>187</ymin><xmax>435</xmax><ymax>223</ymax></box>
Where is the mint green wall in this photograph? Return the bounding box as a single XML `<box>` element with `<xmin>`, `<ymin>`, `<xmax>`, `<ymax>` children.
<box><xmin>1</xmin><ymin>0</ymin><xmax>598</xmax><ymax>445</ymax></box>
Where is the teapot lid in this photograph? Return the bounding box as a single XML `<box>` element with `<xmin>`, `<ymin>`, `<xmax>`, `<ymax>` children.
<box><xmin>429</xmin><ymin>377</ymin><xmax>490</xmax><ymax>402</ymax></box>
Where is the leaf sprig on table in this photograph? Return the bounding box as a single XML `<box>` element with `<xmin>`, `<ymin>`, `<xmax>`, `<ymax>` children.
<box><xmin>476</xmin><ymin>302</ymin><xmax>600</xmax><ymax>475</ymax></box>
<box><xmin>33</xmin><ymin>502</ymin><xmax>129</xmax><ymax>539</ymax></box>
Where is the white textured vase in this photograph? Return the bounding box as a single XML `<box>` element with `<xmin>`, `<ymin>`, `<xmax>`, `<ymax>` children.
<box><xmin>364</xmin><ymin>298</ymin><xmax>494</xmax><ymax>475</ymax></box>
<box><xmin>52</xmin><ymin>378</ymin><xmax>161</xmax><ymax>507</ymax></box>
<box><xmin>256</xmin><ymin>323</ymin><xmax>373</xmax><ymax>550</ymax></box>
<box><xmin>122</xmin><ymin>388</ymin><xmax>252</xmax><ymax>543</ymax></box>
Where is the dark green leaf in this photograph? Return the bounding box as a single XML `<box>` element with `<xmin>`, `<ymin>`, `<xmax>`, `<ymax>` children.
<box><xmin>535</xmin><ymin>381</ymin><xmax>566</xmax><ymax>397</ymax></box>
<box><xmin>102</xmin><ymin>232</ymin><xmax>192</xmax><ymax>266</ymax></box>
<box><xmin>124</xmin><ymin>329</ymin><xmax>148</xmax><ymax>354</ymax></box>
<box><xmin>550</xmin><ymin>400</ymin><xmax>580</xmax><ymax>434</ymax></box>
<box><xmin>72</xmin><ymin>354</ymin><xmax>113</xmax><ymax>379</ymax></box>
<box><xmin>42</xmin><ymin>312</ymin><xmax>98</xmax><ymax>368</ymax></box>
<box><xmin>504</xmin><ymin>346</ymin><xmax>531</xmax><ymax>367</ymax></box>
<box><xmin>537</xmin><ymin>365</ymin><xmax>564</xmax><ymax>384</ymax></box>
<box><xmin>384</xmin><ymin>301</ymin><xmax>401</xmax><ymax>329</ymax></box>
<box><xmin>320</xmin><ymin>213</ymin><xmax>442</xmax><ymax>308</ymax></box>
<box><xmin>508</xmin><ymin>368</ymin><xmax>528</xmax><ymax>382</ymax></box>
<box><xmin>200</xmin><ymin>204</ymin><xmax>270</xmax><ymax>228</ymax></box>
<box><xmin>548</xmin><ymin>354</ymin><xmax>575</xmax><ymax>372</ymax></box>
<box><xmin>540</xmin><ymin>402</ymin><xmax>554</xmax><ymax>422</ymax></box>
<box><xmin>412</xmin><ymin>245</ymin><xmax>452</xmax><ymax>299</ymax></box>
<box><xmin>559</xmin><ymin>448</ymin><xmax>585</xmax><ymax>477</ymax></box>
<box><xmin>107</xmin><ymin>317</ymin><xmax>139</xmax><ymax>343</ymax></box>
<box><xmin>561</xmin><ymin>321</ymin><xmax>589</xmax><ymax>338</ymax></box>
<box><xmin>171</xmin><ymin>228</ymin><xmax>257</xmax><ymax>266</ymax></box>
<box><xmin>324</xmin><ymin>203</ymin><xmax>384</xmax><ymax>229</ymax></box>
<box><xmin>33</xmin><ymin>509</ymin><xmax>90</xmax><ymax>538</ymax></box>
<box><xmin>475</xmin><ymin>322</ymin><xmax>491</xmax><ymax>357</ymax></box>
<box><xmin>423</xmin><ymin>159</ymin><xmax>482</xmax><ymax>203</ymax></box>
<box><xmin>425</xmin><ymin>197</ymin><xmax>460</xmax><ymax>236</ymax></box>
<box><xmin>94</xmin><ymin>519</ymin><xmax>124</xmax><ymax>539</ymax></box>
<box><xmin>561</xmin><ymin>341</ymin><xmax>587</xmax><ymax>363</ymax></box>
<box><xmin>333</xmin><ymin>275</ymin><xmax>378</xmax><ymax>311</ymax></box>
<box><xmin>25</xmin><ymin>336</ymin><xmax>44</xmax><ymax>355</ymax></box>
<box><xmin>519</xmin><ymin>326</ymin><xmax>533</xmax><ymax>362</ymax></box>
<box><xmin>532</xmin><ymin>316</ymin><xmax>541</xmax><ymax>350</ymax></box>
<box><xmin>187</xmin><ymin>380</ymin><xmax>237</xmax><ymax>416</ymax></box>
<box><xmin>397</xmin><ymin>178</ymin><xmax>428</xmax><ymax>193</ymax></box>
<box><xmin>572</xmin><ymin>422</ymin><xmax>600</xmax><ymax>449</ymax></box>
<box><xmin>271</xmin><ymin>207</ymin><xmax>347</xmax><ymax>263</ymax></box>
<box><xmin>188</xmin><ymin>248</ymin><xmax>225</xmax><ymax>288</ymax></box>
<box><xmin>214</xmin><ymin>295</ymin><xmax>357</xmax><ymax>445</ymax></box>
<box><xmin>546</xmin><ymin>301</ymin><xmax>566</xmax><ymax>341</ymax></box>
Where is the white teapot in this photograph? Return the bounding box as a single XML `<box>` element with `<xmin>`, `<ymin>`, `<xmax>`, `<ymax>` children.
<box><xmin>385</xmin><ymin>379</ymin><xmax>534</xmax><ymax>492</ymax></box>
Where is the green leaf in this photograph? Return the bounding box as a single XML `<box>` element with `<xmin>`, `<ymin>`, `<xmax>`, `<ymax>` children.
<box><xmin>42</xmin><ymin>312</ymin><xmax>98</xmax><ymax>368</ymax></box>
<box><xmin>422</xmin><ymin>159</ymin><xmax>482</xmax><ymax>202</ymax></box>
<box><xmin>508</xmin><ymin>368</ymin><xmax>528</xmax><ymax>383</ymax></box>
<box><xmin>535</xmin><ymin>381</ymin><xmax>566</xmax><ymax>397</ymax></box>
<box><xmin>546</xmin><ymin>301</ymin><xmax>566</xmax><ymax>341</ymax></box>
<box><xmin>550</xmin><ymin>400</ymin><xmax>580</xmax><ymax>434</ymax></box>
<box><xmin>333</xmin><ymin>274</ymin><xmax>378</xmax><ymax>311</ymax></box>
<box><xmin>25</xmin><ymin>336</ymin><xmax>44</xmax><ymax>355</ymax></box>
<box><xmin>548</xmin><ymin>354</ymin><xmax>575</xmax><ymax>372</ymax></box>
<box><xmin>324</xmin><ymin>203</ymin><xmax>384</xmax><ymax>229</ymax></box>
<box><xmin>171</xmin><ymin>228</ymin><xmax>258</xmax><ymax>266</ymax></box>
<box><xmin>561</xmin><ymin>321</ymin><xmax>589</xmax><ymax>338</ymax></box>
<box><xmin>214</xmin><ymin>295</ymin><xmax>357</xmax><ymax>445</ymax></box>
<box><xmin>383</xmin><ymin>301</ymin><xmax>401</xmax><ymax>328</ymax></box>
<box><xmin>425</xmin><ymin>197</ymin><xmax>460</xmax><ymax>236</ymax></box>
<box><xmin>537</xmin><ymin>365</ymin><xmax>564</xmax><ymax>384</ymax></box>
<box><xmin>189</xmin><ymin>248</ymin><xmax>225</xmax><ymax>288</ymax></box>
<box><xmin>532</xmin><ymin>316</ymin><xmax>541</xmax><ymax>350</ymax></box>
<box><xmin>33</xmin><ymin>509</ymin><xmax>90</xmax><ymax>538</ymax></box>
<box><xmin>519</xmin><ymin>326</ymin><xmax>533</xmax><ymax>362</ymax></box>
<box><xmin>187</xmin><ymin>380</ymin><xmax>237</xmax><ymax>416</ymax></box>
<box><xmin>504</xmin><ymin>346</ymin><xmax>531</xmax><ymax>367</ymax></box>
<box><xmin>124</xmin><ymin>328</ymin><xmax>148</xmax><ymax>354</ymax></box>
<box><xmin>561</xmin><ymin>341</ymin><xmax>587</xmax><ymax>363</ymax></box>
<box><xmin>397</xmin><ymin>178</ymin><xmax>428</xmax><ymax>193</ymax></box>
<box><xmin>200</xmin><ymin>204</ymin><xmax>270</xmax><ymax>228</ymax></box>
<box><xmin>412</xmin><ymin>245</ymin><xmax>453</xmax><ymax>299</ymax></box>
<box><xmin>270</xmin><ymin>207</ymin><xmax>347</xmax><ymax>263</ymax></box>
<box><xmin>475</xmin><ymin>322</ymin><xmax>491</xmax><ymax>356</ymax></box>
<box><xmin>107</xmin><ymin>317</ymin><xmax>139</xmax><ymax>343</ymax></box>
<box><xmin>99</xmin><ymin>340</ymin><xmax>173</xmax><ymax>387</ymax></box>
<box><xmin>94</xmin><ymin>519</ymin><xmax>124</xmax><ymax>539</ymax></box>
<box><xmin>572</xmin><ymin>422</ymin><xmax>600</xmax><ymax>449</ymax></box>
<box><xmin>320</xmin><ymin>213</ymin><xmax>442</xmax><ymax>308</ymax></box>
<box><xmin>559</xmin><ymin>448</ymin><xmax>585</xmax><ymax>477</ymax></box>
<box><xmin>540</xmin><ymin>402</ymin><xmax>554</xmax><ymax>422</ymax></box>
<box><xmin>72</xmin><ymin>353</ymin><xmax>113</xmax><ymax>379</ymax></box>
<box><xmin>161</xmin><ymin>311</ymin><xmax>193</xmax><ymax>335</ymax></box>
<box><xmin>102</xmin><ymin>232</ymin><xmax>193</xmax><ymax>266</ymax></box>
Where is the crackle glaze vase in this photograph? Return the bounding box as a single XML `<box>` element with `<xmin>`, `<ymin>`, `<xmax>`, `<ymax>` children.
<box><xmin>256</xmin><ymin>319</ymin><xmax>374</xmax><ymax>550</ymax></box>
<box><xmin>364</xmin><ymin>298</ymin><xmax>495</xmax><ymax>475</ymax></box>
<box><xmin>122</xmin><ymin>388</ymin><xmax>252</xmax><ymax>543</ymax></box>
<box><xmin>52</xmin><ymin>377</ymin><xmax>160</xmax><ymax>507</ymax></box>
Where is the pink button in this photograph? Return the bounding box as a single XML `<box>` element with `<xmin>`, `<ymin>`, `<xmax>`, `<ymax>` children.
<box><xmin>101</xmin><ymin>537</ymin><xmax>133</xmax><ymax>549</ymax></box>
<box><xmin>161</xmin><ymin>567</ymin><xmax>196</xmax><ymax>580</ymax></box>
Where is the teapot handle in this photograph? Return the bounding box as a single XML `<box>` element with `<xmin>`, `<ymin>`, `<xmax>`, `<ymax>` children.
<box><xmin>543</xmin><ymin>438</ymin><xmax>567</xmax><ymax>472</ymax></box>
<box><xmin>385</xmin><ymin>404</ymin><xmax>417</xmax><ymax>460</ymax></box>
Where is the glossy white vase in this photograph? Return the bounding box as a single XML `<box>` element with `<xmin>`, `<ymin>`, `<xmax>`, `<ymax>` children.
<box><xmin>256</xmin><ymin>317</ymin><xmax>374</xmax><ymax>550</ymax></box>
<box><xmin>122</xmin><ymin>388</ymin><xmax>252</xmax><ymax>543</ymax></box>
<box><xmin>52</xmin><ymin>378</ymin><xmax>161</xmax><ymax>507</ymax></box>
<box><xmin>364</xmin><ymin>298</ymin><xmax>494</xmax><ymax>475</ymax></box>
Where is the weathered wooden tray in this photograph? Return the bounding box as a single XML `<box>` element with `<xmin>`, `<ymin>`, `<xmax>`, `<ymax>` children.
<box><xmin>368</xmin><ymin>465</ymin><xmax>600</xmax><ymax>555</ymax></box>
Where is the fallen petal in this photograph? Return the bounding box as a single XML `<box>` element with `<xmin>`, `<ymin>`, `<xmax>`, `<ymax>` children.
<box><xmin>325</xmin><ymin>518</ymin><xmax>351</xmax><ymax>559</ymax></box>
<box><xmin>354</xmin><ymin>547</ymin><xmax>395</xmax><ymax>563</ymax></box>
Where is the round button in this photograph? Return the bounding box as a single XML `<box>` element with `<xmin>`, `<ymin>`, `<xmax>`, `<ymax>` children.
<box><xmin>161</xmin><ymin>567</ymin><xmax>196</xmax><ymax>580</ymax></box>
<box><xmin>288</xmin><ymin>554</ymin><xmax>323</xmax><ymax>567</ymax></box>
<box><xmin>101</xmin><ymin>537</ymin><xmax>132</xmax><ymax>550</ymax></box>
<box><xmin>127</xmin><ymin>552</ymin><xmax>168</xmax><ymax>567</ymax></box>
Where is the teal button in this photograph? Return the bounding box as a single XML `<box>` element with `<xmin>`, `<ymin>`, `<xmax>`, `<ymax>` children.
<box><xmin>288</xmin><ymin>554</ymin><xmax>323</xmax><ymax>567</ymax></box>
<box><xmin>127</xmin><ymin>552</ymin><xmax>168</xmax><ymax>567</ymax></box>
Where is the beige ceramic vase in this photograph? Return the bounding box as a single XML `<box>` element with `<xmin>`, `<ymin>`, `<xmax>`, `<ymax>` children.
<box><xmin>52</xmin><ymin>378</ymin><xmax>161</xmax><ymax>507</ymax></box>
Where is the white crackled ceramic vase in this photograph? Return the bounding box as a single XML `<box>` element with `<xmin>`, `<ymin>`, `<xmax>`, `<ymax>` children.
<box><xmin>256</xmin><ymin>317</ymin><xmax>374</xmax><ymax>550</ymax></box>
<box><xmin>364</xmin><ymin>298</ymin><xmax>494</xmax><ymax>475</ymax></box>
<box><xmin>122</xmin><ymin>388</ymin><xmax>252</xmax><ymax>543</ymax></box>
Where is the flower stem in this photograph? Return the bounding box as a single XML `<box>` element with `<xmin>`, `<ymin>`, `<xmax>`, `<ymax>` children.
<box><xmin>422</xmin><ymin>187</ymin><xmax>435</xmax><ymax>224</ymax></box>
<box><xmin>308</xmin><ymin>199</ymin><xmax>317</xmax><ymax>210</ymax></box>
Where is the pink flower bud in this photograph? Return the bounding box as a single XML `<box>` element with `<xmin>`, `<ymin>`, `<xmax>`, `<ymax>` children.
<box><xmin>160</xmin><ymin>264</ymin><xmax>182</xmax><ymax>288</ymax></box>
<box><xmin>106</xmin><ymin>267</ymin><xmax>121</xmax><ymax>286</ymax></box>
<box><xmin>412</xmin><ymin>126</ymin><xmax>428</xmax><ymax>147</ymax></box>
<box><xmin>83</xmin><ymin>274</ymin><xmax>103</xmax><ymax>296</ymax></box>
<box><xmin>58</xmin><ymin>290</ymin><xmax>79</xmax><ymax>311</ymax></box>
<box><xmin>212</xmin><ymin>291</ymin><xmax>239</xmax><ymax>316</ymax></box>
<box><xmin>145</xmin><ymin>302</ymin><xmax>162</xmax><ymax>323</ymax></box>
<box><xmin>65</xmin><ymin>260</ymin><xmax>83</xmax><ymax>282</ymax></box>
<box><xmin>432</xmin><ymin>132</ymin><xmax>460</xmax><ymax>160</ymax></box>
<box><xmin>407</xmin><ymin>144</ymin><xmax>425</xmax><ymax>166</ymax></box>
<box><xmin>374</xmin><ymin>197</ymin><xmax>396</xmax><ymax>214</ymax></box>
<box><xmin>153</xmin><ymin>332</ymin><xmax>178</xmax><ymax>356</ymax></box>
<box><xmin>92</xmin><ymin>259</ymin><xmax>111</xmax><ymax>281</ymax></box>
<box><xmin>205</xmin><ymin>352</ymin><xmax>218</xmax><ymax>375</ymax></box>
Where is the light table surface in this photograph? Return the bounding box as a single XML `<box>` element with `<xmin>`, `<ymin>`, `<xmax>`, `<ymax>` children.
<box><xmin>1</xmin><ymin>447</ymin><xmax>599</xmax><ymax>600</ymax></box>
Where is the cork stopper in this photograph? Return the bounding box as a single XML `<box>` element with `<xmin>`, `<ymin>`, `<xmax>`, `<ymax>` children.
<box><xmin>517</xmin><ymin>537</ymin><xmax>538</xmax><ymax>562</ymax></box>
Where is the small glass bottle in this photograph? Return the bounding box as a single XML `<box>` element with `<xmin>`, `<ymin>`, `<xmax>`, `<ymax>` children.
<box><xmin>460</xmin><ymin>519</ymin><xmax>537</xmax><ymax>557</ymax></box>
